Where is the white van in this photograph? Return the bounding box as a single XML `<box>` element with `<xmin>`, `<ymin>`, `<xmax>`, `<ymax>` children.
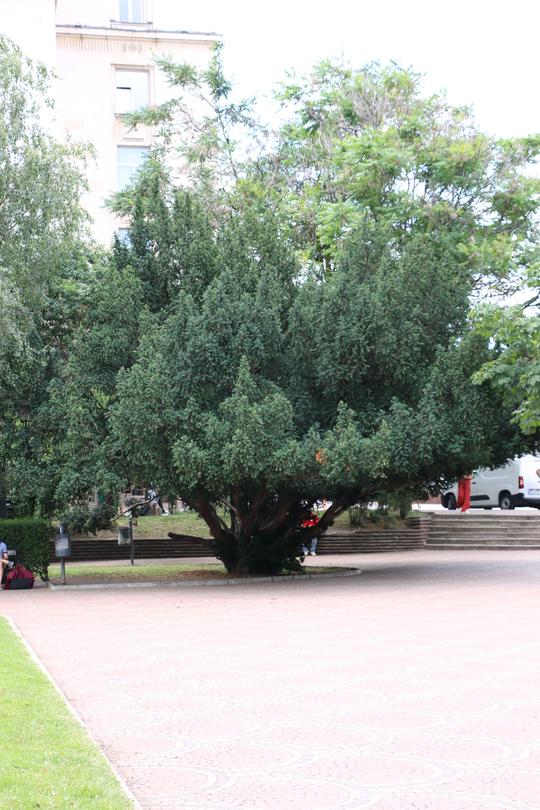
<box><xmin>441</xmin><ymin>455</ymin><xmax>540</xmax><ymax>510</ymax></box>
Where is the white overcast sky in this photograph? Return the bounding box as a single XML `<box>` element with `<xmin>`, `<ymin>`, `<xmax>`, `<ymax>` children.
<box><xmin>160</xmin><ymin>0</ymin><xmax>539</xmax><ymax>138</ymax></box>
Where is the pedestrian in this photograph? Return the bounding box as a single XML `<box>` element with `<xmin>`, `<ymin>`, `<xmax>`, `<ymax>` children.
<box><xmin>157</xmin><ymin>493</ymin><xmax>167</xmax><ymax>515</ymax></box>
<box><xmin>147</xmin><ymin>486</ymin><xmax>162</xmax><ymax>516</ymax></box>
<box><xmin>457</xmin><ymin>474</ymin><xmax>472</xmax><ymax>512</ymax></box>
<box><xmin>0</xmin><ymin>537</ymin><xmax>9</xmax><ymax>588</ymax></box>
<box><xmin>300</xmin><ymin>511</ymin><xmax>319</xmax><ymax>556</ymax></box>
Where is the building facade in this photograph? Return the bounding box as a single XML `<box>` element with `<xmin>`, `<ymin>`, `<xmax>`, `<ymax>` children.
<box><xmin>0</xmin><ymin>0</ymin><xmax>219</xmax><ymax>243</ymax></box>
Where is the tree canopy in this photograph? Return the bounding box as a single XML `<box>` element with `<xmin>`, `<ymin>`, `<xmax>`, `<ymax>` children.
<box><xmin>3</xmin><ymin>44</ymin><xmax>539</xmax><ymax>576</ymax></box>
<box><xmin>0</xmin><ymin>36</ymin><xmax>90</xmax><ymax>517</ymax></box>
<box><xmin>107</xmin><ymin>171</ymin><xmax>535</xmax><ymax>574</ymax></box>
<box><xmin>84</xmin><ymin>55</ymin><xmax>540</xmax><ymax>573</ymax></box>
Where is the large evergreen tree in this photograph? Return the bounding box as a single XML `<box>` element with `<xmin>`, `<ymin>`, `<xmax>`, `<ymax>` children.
<box><xmin>50</xmin><ymin>54</ymin><xmax>538</xmax><ymax>572</ymax></box>
<box><xmin>108</xmin><ymin>182</ymin><xmax>533</xmax><ymax>575</ymax></box>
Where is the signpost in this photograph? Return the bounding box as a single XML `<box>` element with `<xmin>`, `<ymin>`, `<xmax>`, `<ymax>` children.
<box><xmin>55</xmin><ymin>525</ymin><xmax>71</xmax><ymax>585</ymax></box>
<box><xmin>117</xmin><ymin>511</ymin><xmax>135</xmax><ymax>565</ymax></box>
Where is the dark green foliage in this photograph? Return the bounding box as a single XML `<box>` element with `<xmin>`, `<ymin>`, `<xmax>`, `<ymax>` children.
<box><xmin>53</xmin><ymin>262</ymin><xmax>144</xmax><ymax>503</ymax></box>
<box><xmin>0</xmin><ymin>518</ymin><xmax>50</xmax><ymax>581</ymax></box>
<box><xmin>8</xmin><ymin>51</ymin><xmax>537</xmax><ymax>577</ymax></box>
<box><xmin>113</xmin><ymin>161</ymin><xmax>218</xmax><ymax>311</ymax></box>
<box><xmin>108</xmin><ymin>179</ymin><xmax>536</xmax><ymax>575</ymax></box>
<box><xmin>348</xmin><ymin>488</ymin><xmax>417</xmax><ymax>525</ymax></box>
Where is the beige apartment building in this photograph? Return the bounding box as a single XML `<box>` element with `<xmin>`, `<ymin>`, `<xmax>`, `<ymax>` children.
<box><xmin>1</xmin><ymin>0</ymin><xmax>219</xmax><ymax>243</ymax></box>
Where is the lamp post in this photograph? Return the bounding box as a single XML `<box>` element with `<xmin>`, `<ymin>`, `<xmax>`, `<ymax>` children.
<box><xmin>129</xmin><ymin>509</ymin><xmax>134</xmax><ymax>565</ymax></box>
<box><xmin>115</xmin><ymin>495</ymin><xmax>156</xmax><ymax>565</ymax></box>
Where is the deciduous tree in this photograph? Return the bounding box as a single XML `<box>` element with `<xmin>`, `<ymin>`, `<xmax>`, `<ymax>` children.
<box><xmin>0</xmin><ymin>37</ymin><xmax>89</xmax><ymax>516</ymax></box>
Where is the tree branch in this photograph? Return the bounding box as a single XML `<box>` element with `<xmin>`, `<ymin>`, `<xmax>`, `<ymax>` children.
<box><xmin>258</xmin><ymin>496</ymin><xmax>293</xmax><ymax>534</ymax></box>
<box><xmin>191</xmin><ymin>494</ymin><xmax>230</xmax><ymax>540</ymax></box>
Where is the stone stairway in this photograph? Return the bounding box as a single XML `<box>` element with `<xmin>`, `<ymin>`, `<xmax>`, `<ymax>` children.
<box><xmin>426</xmin><ymin>512</ymin><xmax>540</xmax><ymax>549</ymax></box>
<box><xmin>318</xmin><ymin>517</ymin><xmax>429</xmax><ymax>554</ymax></box>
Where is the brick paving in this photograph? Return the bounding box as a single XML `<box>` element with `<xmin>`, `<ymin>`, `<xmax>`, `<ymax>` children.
<box><xmin>2</xmin><ymin>549</ymin><xmax>540</xmax><ymax>809</ymax></box>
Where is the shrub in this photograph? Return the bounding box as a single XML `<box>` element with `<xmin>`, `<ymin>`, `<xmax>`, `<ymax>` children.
<box><xmin>0</xmin><ymin>518</ymin><xmax>50</xmax><ymax>581</ymax></box>
<box><xmin>58</xmin><ymin>504</ymin><xmax>116</xmax><ymax>536</ymax></box>
<box><xmin>348</xmin><ymin>488</ymin><xmax>421</xmax><ymax>527</ymax></box>
<box><xmin>348</xmin><ymin>505</ymin><xmax>397</xmax><ymax>529</ymax></box>
<box><xmin>56</xmin><ymin>507</ymin><xmax>89</xmax><ymax>536</ymax></box>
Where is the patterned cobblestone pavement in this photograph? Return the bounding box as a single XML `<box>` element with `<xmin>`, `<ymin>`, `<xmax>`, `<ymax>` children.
<box><xmin>2</xmin><ymin>549</ymin><xmax>540</xmax><ymax>809</ymax></box>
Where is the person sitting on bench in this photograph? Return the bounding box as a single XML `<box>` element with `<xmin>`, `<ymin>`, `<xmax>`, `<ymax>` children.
<box><xmin>0</xmin><ymin>537</ymin><xmax>9</xmax><ymax>587</ymax></box>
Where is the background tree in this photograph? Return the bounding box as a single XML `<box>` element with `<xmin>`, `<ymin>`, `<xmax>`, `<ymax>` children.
<box><xmin>473</xmin><ymin>266</ymin><xmax>540</xmax><ymax>435</ymax></box>
<box><xmin>0</xmin><ymin>36</ymin><xmax>89</xmax><ymax>517</ymax></box>
<box><xmin>270</xmin><ymin>61</ymin><xmax>540</xmax><ymax>290</ymax></box>
<box><xmin>121</xmin><ymin>43</ymin><xmax>259</xmax><ymax>199</ymax></box>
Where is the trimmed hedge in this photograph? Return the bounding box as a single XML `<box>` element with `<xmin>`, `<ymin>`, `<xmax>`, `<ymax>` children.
<box><xmin>0</xmin><ymin>519</ymin><xmax>50</xmax><ymax>581</ymax></box>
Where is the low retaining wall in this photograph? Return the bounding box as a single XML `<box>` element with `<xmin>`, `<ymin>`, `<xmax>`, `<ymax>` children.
<box><xmin>49</xmin><ymin>517</ymin><xmax>431</xmax><ymax>563</ymax></box>
<box><xmin>49</xmin><ymin>535</ymin><xmax>214</xmax><ymax>563</ymax></box>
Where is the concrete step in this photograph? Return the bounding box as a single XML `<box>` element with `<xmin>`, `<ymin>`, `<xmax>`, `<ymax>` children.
<box><xmin>427</xmin><ymin>537</ymin><xmax>540</xmax><ymax>546</ymax></box>
<box><xmin>430</xmin><ymin>518</ymin><xmax>540</xmax><ymax>523</ymax></box>
<box><xmin>318</xmin><ymin>538</ymin><xmax>424</xmax><ymax>554</ymax></box>
<box><xmin>429</xmin><ymin>529</ymin><xmax>540</xmax><ymax>538</ymax></box>
<box><xmin>430</xmin><ymin>525</ymin><xmax>540</xmax><ymax>534</ymax></box>
<box><xmin>427</xmin><ymin>544</ymin><xmax>540</xmax><ymax>550</ymax></box>
<box><xmin>429</xmin><ymin>526</ymin><xmax>540</xmax><ymax>537</ymax></box>
<box><xmin>431</xmin><ymin>518</ymin><xmax>540</xmax><ymax>524</ymax></box>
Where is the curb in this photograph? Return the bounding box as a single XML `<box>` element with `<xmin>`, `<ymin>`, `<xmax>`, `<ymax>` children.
<box><xmin>47</xmin><ymin>567</ymin><xmax>362</xmax><ymax>591</ymax></box>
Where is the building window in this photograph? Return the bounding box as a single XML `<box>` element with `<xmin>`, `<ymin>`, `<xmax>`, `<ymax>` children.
<box><xmin>117</xmin><ymin>145</ymin><xmax>149</xmax><ymax>190</ymax></box>
<box><xmin>117</xmin><ymin>227</ymin><xmax>131</xmax><ymax>246</ymax></box>
<box><xmin>115</xmin><ymin>70</ymin><xmax>149</xmax><ymax>114</ymax></box>
<box><xmin>118</xmin><ymin>0</ymin><xmax>144</xmax><ymax>22</ymax></box>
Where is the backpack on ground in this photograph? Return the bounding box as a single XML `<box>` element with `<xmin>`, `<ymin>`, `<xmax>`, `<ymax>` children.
<box><xmin>5</xmin><ymin>564</ymin><xmax>34</xmax><ymax>590</ymax></box>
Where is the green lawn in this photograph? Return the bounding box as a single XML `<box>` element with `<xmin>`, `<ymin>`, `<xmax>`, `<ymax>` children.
<box><xmin>108</xmin><ymin>511</ymin><xmax>212</xmax><ymax>539</ymax></box>
<box><xmin>0</xmin><ymin>618</ymin><xmax>133</xmax><ymax>809</ymax></box>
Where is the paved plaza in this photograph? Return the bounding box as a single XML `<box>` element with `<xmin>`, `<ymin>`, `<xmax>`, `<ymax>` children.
<box><xmin>2</xmin><ymin>549</ymin><xmax>540</xmax><ymax>809</ymax></box>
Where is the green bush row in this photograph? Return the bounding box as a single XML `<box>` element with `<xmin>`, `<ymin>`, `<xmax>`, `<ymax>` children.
<box><xmin>0</xmin><ymin>518</ymin><xmax>50</xmax><ymax>581</ymax></box>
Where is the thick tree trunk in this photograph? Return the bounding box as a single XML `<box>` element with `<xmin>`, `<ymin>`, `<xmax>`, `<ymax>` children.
<box><xmin>189</xmin><ymin>490</ymin><xmax>354</xmax><ymax>576</ymax></box>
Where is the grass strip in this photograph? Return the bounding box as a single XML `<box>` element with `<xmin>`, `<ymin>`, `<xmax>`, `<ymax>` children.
<box><xmin>47</xmin><ymin>562</ymin><xmax>342</xmax><ymax>585</ymax></box>
<box><xmin>48</xmin><ymin>562</ymin><xmax>225</xmax><ymax>580</ymax></box>
<box><xmin>0</xmin><ymin>618</ymin><xmax>133</xmax><ymax>809</ymax></box>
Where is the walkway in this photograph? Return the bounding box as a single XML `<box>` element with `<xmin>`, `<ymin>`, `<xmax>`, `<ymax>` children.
<box><xmin>3</xmin><ymin>549</ymin><xmax>540</xmax><ymax>809</ymax></box>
